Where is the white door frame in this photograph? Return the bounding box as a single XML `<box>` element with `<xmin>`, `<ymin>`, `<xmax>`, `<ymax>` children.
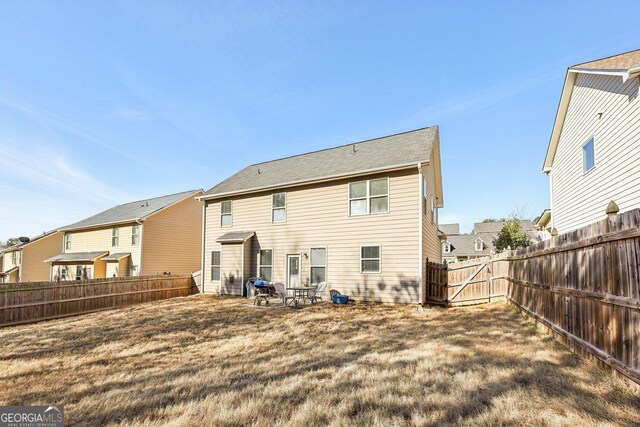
<box><xmin>286</xmin><ymin>253</ymin><xmax>301</xmax><ymax>288</ymax></box>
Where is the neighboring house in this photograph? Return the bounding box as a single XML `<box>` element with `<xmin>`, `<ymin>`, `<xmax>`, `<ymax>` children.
<box><xmin>441</xmin><ymin>220</ymin><xmax>540</xmax><ymax>263</ymax></box>
<box><xmin>46</xmin><ymin>190</ymin><xmax>203</xmax><ymax>281</ymax></box>
<box><xmin>535</xmin><ymin>209</ymin><xmax>553</xmax><ymax>241</ymax></box>
<box><xmin>440</xmin><ymin>223</ymin><xmax>495</xmax><ymax>263</ymax></box>
<box><xmin>199</xmin><ymin>127</ymin><xmax>444</xmax><ymax>304</ymax></box>
<box><xmin>543</xmin><ymin>49</ymin><xmax>640</xmax><ymax>233</ymax></box>
<box><xmin>0</xmin><ymin>231</ymin><xmax>63</xmax><ymax>283</ymax></box>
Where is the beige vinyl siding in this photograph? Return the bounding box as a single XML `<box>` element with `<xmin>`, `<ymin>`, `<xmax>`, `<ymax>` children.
<box><xmin>105</xmin><ymin>258</ymin><xmax>130</xmax><ymax>278</ymax></box>
<box><xmin>65</xmin><ymin>224</ymin><xmax>142</xmax><ymax>278</ymax></box>
<box><xmin>421</xmin><ymin>163</ymin><xmax>442</xmax><ymax>264</ymax></box>
<box><xmin>140</xmin><ymin>192</ymin><xmax>203</xmax><ymax>275</ymax></box>
<box><xmin>2</xmin><ymin>249</ymin><xmax>21</xmax><ymax>272</ymax></box>
<box><xmin>220</xmin><ymin>243</ymin><xmax>244</xmax><ymax>295</ymax></box>
<box><xmin>552</xmin><ymin>73</ymin><xmax>640</xmax><ymax>233</ymax></box>
<box><xmin>203</xmin><ymin>169</ymin><xmax>423</xmax><ymax>303</ymax></box>
<box><xmin>20</xmin><ymin>232</ymin><xmax>63</xmax><ymax>282</ymax></box>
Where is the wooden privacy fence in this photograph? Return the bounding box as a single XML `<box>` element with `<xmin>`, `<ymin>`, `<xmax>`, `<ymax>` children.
<box><xmin>0</xmin><ymin>274</ymin><xmax>196</xmax><ymax>327</ymax></box>
<box><xmin>423</xmin><ymin>208</ymin><xmax>640</xmax><ymax>386</ymax></box>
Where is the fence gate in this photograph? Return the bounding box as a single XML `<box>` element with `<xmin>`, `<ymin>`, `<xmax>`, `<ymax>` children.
<box><xmin>424</xmin><ymin>257</ymin><xmax>507</xmax><ymax>306</ymax></box>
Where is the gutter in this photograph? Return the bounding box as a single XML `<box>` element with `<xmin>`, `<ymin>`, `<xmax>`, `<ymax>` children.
<box><xmin>197</xmin><ymin>162</ymin><xmax>427</xmax><ymax>201</ymax></box>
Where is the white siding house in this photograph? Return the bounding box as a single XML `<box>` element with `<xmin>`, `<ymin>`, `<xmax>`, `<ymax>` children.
<box><xmin>543</xmin><ymin>49</ymin><xmax>640</xmax><ymax>233</ymax></box>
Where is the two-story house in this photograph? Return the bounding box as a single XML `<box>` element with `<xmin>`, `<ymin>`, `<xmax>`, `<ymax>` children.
<box><xmin>45</xmin><ymin>190</ymin><xmax>203</xmax><ymax>281</ymax></box>
<box><xmin>0</xmin><ymin>231</ymin><xmax>63</xmax><ymax>283</ymax></box>
<box><xmin>441</xmin><ymin>220</ymin><xmax>539</xmax><ymax>263</ymax></box>
<box><xmin>543</xmin><ymin>49</ymin><xmax>640</xmax><ymax>233</ymax></box>
<box><xmin>199</xmin><ymin>127</ymin><xmax>444</xmax><ymax>304</ymax></box>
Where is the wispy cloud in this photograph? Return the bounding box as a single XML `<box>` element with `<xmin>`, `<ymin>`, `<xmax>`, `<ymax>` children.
<box><xmin>408</xmin><ymin>69</ymin><xmax>558</xmax><ymax>123</ymax></box>
<box><xmin>111</xmin><ymin>108</ymin><xmax>149</xmax><ymax>121</ymax></box>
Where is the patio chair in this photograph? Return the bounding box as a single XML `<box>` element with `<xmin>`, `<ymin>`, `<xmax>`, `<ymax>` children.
<box><xmin>273</xmin><ymin>282</ymin><xmax>295</xmax><ymax>307</ymax></box>
<box><xmin>306</xmin><ymin>282</ymin><xmax>327</xmax><ymax>304</ymax></box>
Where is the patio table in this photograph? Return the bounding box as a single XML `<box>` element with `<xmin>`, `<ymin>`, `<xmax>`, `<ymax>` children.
<box><xmin>287</xmin><ymin>286</ymin><xmax>317</xmax><ymax>309</ymax></box>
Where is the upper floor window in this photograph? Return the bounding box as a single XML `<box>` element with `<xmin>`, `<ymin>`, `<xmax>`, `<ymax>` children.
<box><xmin>111</xmin><ymin>227</ymin><xmax>119</xmax><ymax>247</ymax></box>
<box><xmin>65</xmin><ymin>234</ymin><xmax>71</xmax><ymax>251</ymax></box>
<box><xmin>11</xmin><ymin>251</ymin><xmax>17</xmax><ymax>265</ymax></box>
<box><xmin>349</xmin><ymin>178</ymin><xmax>389</xmax><ymax>216</ymax></box>
<box><xmin>583</xmin><ymin>138</ymin><xmax>595</xmax><ymax>173</ymax></box>
<box><xmin>272</xmin><ymin>193</ymin><xmax>286</xmax><ymax>223</ymax></box>
<box><xmin>431</xmin><ymin>197</ymin><xmax>436</xmax><ymax>225</ymax></box>
<box><xmin>221</xmin><ymin>201</ymin><xmax>232</xmax><ymax>227</ymax></box>
<box><xmin>443</xmin><ymin>241</ymin><xmax>451</xmax><ymax>254</ymax></box>
<box><xmin>259</xmin><ymin>249</ymin><xmax>273</xmax><ymax>281</ymax></box>
<box><xmin>132</xmin><ymin>225</ymin><xmax>141</xmax><ymax>245</ymax></box>
<box><xmin>475</xmin><ymin>239</ymin><xmax>483</xmax><ymax>251</ymax></box>
<box><xmin>423</xmin><ymin>177</ymin><xmax>428</xmax><ymax>215</ymax></box>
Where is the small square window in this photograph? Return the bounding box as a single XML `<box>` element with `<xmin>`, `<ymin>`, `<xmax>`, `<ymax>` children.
<box><xmin>583</xmin><ymin>138</ymin><xmax>595</xmax><ymax>173</ymax></box>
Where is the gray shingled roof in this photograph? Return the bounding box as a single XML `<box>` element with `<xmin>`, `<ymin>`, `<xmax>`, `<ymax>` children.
<box><xmin>216</xmin><ymin>231</ymin><xmax>255</xmax><ymax>243</ymax></box>
<box><xmin>439</xmin><ymin>223</ymin><xmax>460</xmax><ymax>236</ymax></box>
<box><xmin>444</xmin><ymin>234</ymin><xmax>496</xmax><ymax>257</ymax></box>
<box><xmin>45</xmin><ymin>251</ymin><xmax>108</xmax><ymax>263</ymax></box>
<box><xmin>102</xmin><ymin>253</ymin><xmax>131</xmax><ymax>261</ymax></box>
<box><xmin>201</xmin><ymin>127</ymin><xmax>437</xmax><ymax>198</ymax></box>
<box><xmin>59</xmin><ymin>190</ymin><xmax>201</xmax><ymax>231</ymax></box>
<box><xmin>0</xmin><ymin>230</ymin><xmax>59</xmax><ymax>254</ymax></box>
<box><xmin>572</xmin><ymin>49</ymin><xmax>640</xmax><ymax>71</ymax></box>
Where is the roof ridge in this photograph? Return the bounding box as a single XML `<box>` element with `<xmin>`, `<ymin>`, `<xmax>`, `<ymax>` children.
<box><xmin>249</xmin><ymin>126</ymin><xmax>437</xmax><ymax>167</ymax></box>
<box><xmin>571</xmin><ymin>48</ymin><xmax>640</xmax><ymax>69</ymax></box>
<box><xmin>116</xmin><ymin>189</ymin><xmax>201</xmax><ymax>207</ymax></box>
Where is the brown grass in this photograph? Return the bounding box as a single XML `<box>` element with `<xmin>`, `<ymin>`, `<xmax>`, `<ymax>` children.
<box><xmin>0</xmin><ymin>296</ymin><xmax>638</xmax><ymax>426</ymax></box>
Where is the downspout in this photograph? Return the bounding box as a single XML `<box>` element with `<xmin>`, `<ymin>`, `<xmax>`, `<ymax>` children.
<box><xmin>200</xmin><ymin>202</ymin><xmax>206</xmax><ymax>293</ymax></box>
<box><xmin>548</xmin><ymin>170</ymin><xmax>554</xmax><ymax>231</ymax></box>
<box><xmin>417</xmin><ymin>162</ymin><xmax>424</xmax><ymax>306</ymax></box>
<box><xmin>18</xmin><ymin>249</ymin><xmax>23</xmax><ymax>282</ymax></box>
<box><xmin>136</xmin><ymin>219</ymin><xmax>144</xmax><ymax>276</ymax></box>
<box><xmin>241</xmin><ymin>240</ymin><xmax>245</xmax><ymax>297</ymax></box>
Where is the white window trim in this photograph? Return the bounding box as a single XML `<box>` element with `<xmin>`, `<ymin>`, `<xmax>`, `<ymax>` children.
<box><xmin>111</xmin><ymin>227</ymin><xmax>119</xmax><ymax>247</ymax></box>
<box><xmin>210</xmin><ymin>250</ymin><xmax>221</xmax><ymax>282</ymax></box>
<box><xmin>475</xmin><ymin>238</ymin><xmax>484</xmax><ymax>252</ymax></box>
<box><xmin>64</xmin><ymin>234</ymin><xmax>71</xmax><ymax>251</ymax></box>
<box><xmin>221</xmin><ymin>201</ymin><xmax>233</xmax><ymax>228</ymax></box>
<box><xmin>349</xmin><ymin>177</ymin><xmax>390</xmax><ymax>216</ymax></box>
<box><xmin>443</xmin><ymin>241</ymin><xmax>451</xmax><ymax>254</ymax></box>
<box><xmin>132</xmin><ymin>224</ymin><xmax>141</xmax><ymax>246</ymax></box>
<box><xmin>360</xmin><ymin>244</ymin><xmax>381</xmax><ymax>274</ymax></box>
<box><xmin>272</xmin><ymin>192</ymin><xmax>287</xmax><ymax>224</ymax></box>
<box><xmin>258</xmin><ymin>248</ymin><xmax>274</xmax><ymax>281</ymax></box>
<box><xmin>582</xmin><ymin>137</ymin><xmax>596</xmax><ymax>174</ymax></box>
<box><xmin>130</xmin><ymin>264</ymin><xmax>139</xmax><ymax>277</ymax></box>
<box><xmin>309</xmin><ymin>246</ymin><xmax>328</xmax><ymax>285</ymax></box>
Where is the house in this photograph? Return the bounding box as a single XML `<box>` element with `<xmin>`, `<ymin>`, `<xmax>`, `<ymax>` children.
<box><xmin>534</xmin><ymin>208</ymin><xmax>553</xmax><ymax>241</ymax></box>
<box><xmin>543</xmin><ymin>49</ymin><xmax>640</xmax><ymax>233</ymax></box>
<box><xmin>0</xmin><ymin>231</ymin><xmax>63</xmax><ymax>283</ymax></box>
<box><xmin>440</xmin><ymin>223</ymin><xmax>495</xmax><ymax>263</ymax></box>
<box><xmin>440</xmin><ymin>220</ymin><xmax>540</xmax><ymax>263</ymax></box>
<box><xmin>45</xmin><ymin>190</ymin><xmax>203</xmax><ymax>281</ymax></box>
<box><xmin>198</xmin><ymin>127</ymin><xmax>444</xmax><ymax>304</ymax></box>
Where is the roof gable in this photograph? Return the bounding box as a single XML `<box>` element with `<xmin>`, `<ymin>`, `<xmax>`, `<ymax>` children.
<box><xmin>544</xmin><ymin>49</ymin><xmax>640</xmax><ymax>171</ymax></box>
<box><xmin>201</xmin><ymin>127</ymin><xmax>439</xmax><ymax>199</ymax></box>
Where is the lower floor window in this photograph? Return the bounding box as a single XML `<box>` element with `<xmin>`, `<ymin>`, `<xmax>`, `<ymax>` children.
<box><xmin>130</xmin><ymin>265</ymin><xmax>139</xmax><ymax>277</ymax></box>
<box><xmin>361</xmin><ymin>246</ymin><xmax>380</xmax><ymax>273</ymax></box>
<box><xmin>310</xmin><ymin>248</ymin><xmax>327</xmax><ymax>284</ymax></box>
<box><xmin>76</xmin><ymin>266</ymin><xmax>91</xmax><ymax>280</ymax></box>
<box><xmin>61</xmin><ymin>267</ymin><xmax>68</xmax><ymax>280</ymax></box>
<box><xmin>211</xmin><ymin>251</ymin><xmax>221</xmax><ymax>281</ymax></box>
<box><xmin>259</xmin><ymin>249</ymin><xmax>273</xmax><ymax>281</ymax></box>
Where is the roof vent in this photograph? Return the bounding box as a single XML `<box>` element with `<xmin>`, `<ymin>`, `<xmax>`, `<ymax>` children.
<box><xmin>352</xmin><ymin>144</ymin><xmax>357</xmax><ymax>153</ymax></box>
<box><xmin>257</xmin><ymin>168</ymin><xmax>262</xmax><ymax>174</ymax></box>
<box><xmin>18</xmin><ymin>236</ymin><xmax>30</xmax><ymax>243</ymax></box>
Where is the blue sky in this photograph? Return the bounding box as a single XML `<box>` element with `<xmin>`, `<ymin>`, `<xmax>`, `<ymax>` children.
<box><xmin>1</xmin><ymin>1</ymin><xmax>639</xmax><ymax>239</ymax></box>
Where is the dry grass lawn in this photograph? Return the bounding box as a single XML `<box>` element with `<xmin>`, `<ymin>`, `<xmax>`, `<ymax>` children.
<box><xmin>0</xmin><ymin>296</ymin><xmax>639</xmax><ymax>426</ymax></box>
